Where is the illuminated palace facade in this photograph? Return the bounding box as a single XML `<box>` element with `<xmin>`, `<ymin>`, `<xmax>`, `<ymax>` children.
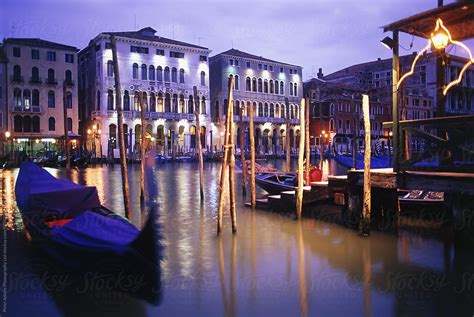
<box><xmin>1</xmin><ymin>38</ymin><xmax>79</xmax><ymax>155</ymax></box>
<box><xmin>209</xmin><ymin>49</ymin><xmax>302</xmax><ymax>154</ymax></box>
<box><xmin>78</xmin><ymin>27</ymin><xmax>211</xmax><ymax>157</ymax></box>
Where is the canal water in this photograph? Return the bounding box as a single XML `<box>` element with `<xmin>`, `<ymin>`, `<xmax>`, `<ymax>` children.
<box><xmin>1</xmin><ymin>159</ymin><xmax>473</xmax><ymax>317</ymax></box>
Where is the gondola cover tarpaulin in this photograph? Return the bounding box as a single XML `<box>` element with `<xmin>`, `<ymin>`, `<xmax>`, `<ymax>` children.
<box><xmin>16</xmin><ymin>161</ymin><xmax>101</xmax><ymax>213</ymax></box>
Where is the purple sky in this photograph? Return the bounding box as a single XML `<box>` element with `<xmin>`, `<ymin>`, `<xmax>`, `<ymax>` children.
<box><xmin>0</xmin><ymin>0</ymin><xmax>464</xmax><ymax>79</ymax></box>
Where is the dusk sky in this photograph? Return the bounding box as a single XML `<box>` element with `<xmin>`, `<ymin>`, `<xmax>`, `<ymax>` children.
<box><xmin>1</xmin><ymin>0</ymin><xmax>464</xmax><ymax>79</ymax></box>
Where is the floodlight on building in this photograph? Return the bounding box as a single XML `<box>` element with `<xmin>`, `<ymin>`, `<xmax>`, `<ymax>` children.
<box><xmin>380</xmin><ymin>36</ymin><xmax>394</xmax><ymax>50</ymax></box>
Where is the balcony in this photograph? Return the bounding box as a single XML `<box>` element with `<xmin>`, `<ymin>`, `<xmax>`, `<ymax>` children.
<box><xmin>97</xmin><ymin>110</ymin><xmax>195</xmax><ymax>121</ymax></box>
<box><xmin>11</xmin><ymin>75</ymin><xmax>24</xmax><ymax>83</ymax></box>
<box><xmin>13</xmin><ymin>105</ymin><xmax>42</xmax><ymax>113</ymax></box>
<box><xmin>29</xmin><ymin>77</ymin><xmax>42</xmax><ymax>84</ymax></box>
<box><xmin>46</xmin><ymin>78</ymin><xmax>58</xmax><ymax>85</ymax></box>
<box><xmin>65</xmin><ymin>79</ymin><xmax>75</xmax><ymax>87</ymax></box>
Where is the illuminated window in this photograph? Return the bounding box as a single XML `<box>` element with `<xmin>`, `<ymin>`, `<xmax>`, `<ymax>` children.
<box><xmin>149</xmin><ymin>65</ymin><xmax>155</xmax><ymax>80</ymax></box>
<box><xmin>107</xmin><ymin>60</ymin><xmax>113</xmax><ymax>77</ymax></box>
<box><xmin>200</xmin><ymin>71</ymin><xmax>206</xmax><ymax>86</ymax></box>
<box><xmin>171</xmin><ymin>67</ymin><xmax>177</xmax><ymax>82</ymax></box>
<box><xmin>179</xmin><ymin>69</ymin><xmax>185</xmax><ymax>83</ymax></box>
<box><xmin>141</xmin><ymin>64</ymin><xmax>147</xmax><ymax>80</ymax></box>
<box><xmin>132</xmin><ymin>63</ymin><xmax>138</xmax><ymax>79</ymax></box>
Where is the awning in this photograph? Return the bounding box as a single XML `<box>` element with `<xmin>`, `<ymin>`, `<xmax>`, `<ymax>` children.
<box><xmin>382</xmin><ymin>1</ymin><xmax>474</xmax><ymax>41</ymax></box>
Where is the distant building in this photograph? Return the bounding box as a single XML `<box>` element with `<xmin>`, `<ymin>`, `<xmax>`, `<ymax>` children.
<box><xmin>210</xmin><ymin>49</ymin><xmax>302</xmax><ymax>154</ymax></box>
<box><xmin>1</xmin><ymin>38</ymin><xmax>79</xmax><ymax>156</ymax></box>
<box><xmin>304</xmin><ymin>78</ymin><xmax>391</xmax><ymax>152</ymax></box>
<box><xmin>78</xmin><ymin>27</ymin><xmax>211</xmax><ymax>158</ymax></box>
<box><xmin>322</xmin><ymin>53</ymin><xmax>474</xmax><ymax>116</ymax></box>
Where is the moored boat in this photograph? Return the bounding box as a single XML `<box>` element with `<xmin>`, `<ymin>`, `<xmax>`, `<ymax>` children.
<box><xmin>15</xmin><ymin>161</ymin><xmax>161</xmax><ymax>303</ymax></box>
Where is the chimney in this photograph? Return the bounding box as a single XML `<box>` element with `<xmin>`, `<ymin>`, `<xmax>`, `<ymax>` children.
<box><xmin>317</xmin><ymin>68</ymin><xmax>324</xmax><ymax>79</ymax></box>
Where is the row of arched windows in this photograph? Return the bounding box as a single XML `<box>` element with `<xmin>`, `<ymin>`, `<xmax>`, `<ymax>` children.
<box><xmin>289</xmin><ymin>82</ymin><xmax>298</xmax><ymax>97</ymax></box>
<box><xmin>13</xmin><ymin>88</ymin><xmax>72</xmax><ymax>110</ymax></box>
<box><xmin>13</xmin><ymin>65</ymin><xmax>71</xmax><ymax>84</ymax></box>
<box><xmin>124</xmin><ymin>63</ymin><xmax>206</xmax><ymax>86</ymax></box>
<box><xmin>13</xmin><ymin>115</ymin><xmax>73</xmax><ymax>133</ymax></box>
<box><xmin>102</xmin><ymin>90</ymin><xmax>206</xmax><ymax>114</ymax></box>
<box><xmin>229</xmin><ymin>100</ymin><xmax>300</xmax><ymax>119</ymax></box>
<box><xmin>245</xmin><ymin>77</ymin><xmax>286</xmax><ymax>95</ymax></box>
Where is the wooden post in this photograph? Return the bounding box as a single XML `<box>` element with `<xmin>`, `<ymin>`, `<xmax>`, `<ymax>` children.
<box><xmin>296</xmin><ymin>98</ymin><xmax>305</xmax><ymax>219</ymax></box>
<box><xmin>139</xmin><ymin>91</ymin><xmax>146</xmax><ymax>204</ymax></box>
<box><xmin>111</xmin><ymin>34</ymin><xmax>131</xmax><ymax>219</ymax></box>
<box><xmin>305</xmin><ymin>96</ymin><xmax>310</xmax><ymax>185</ymax></box>
<box><xmin>62</xmin><ymin>81</ymin><xmax>70</xmax><ymax>175</ymax></box>
<box><xmin>392</xmin><ymin>30</ymin><xmax>400</xmax><ymax>173</ymax></box>
<box><xmin>217</xmin><ymin>76</ymin><xmax>234</xmax><ymax>234</ymax></box>
<box><xmin>194</xmin><ymin>86</ymin><xmax>204</xmax><ymax>201</ymax></box>
<box><xmin>228</xmin><ymin>90</ymin><xmax>237</xmax><ymax>233</ymax></box>
<box><xmin>249</xmin><ymin>101</ymin><xmax>256</xmax><ymax>207</ymax></box>
<box><xmin>239</xmin><ymin>103</ymin><xmax>247</xmax><ymax>195</ymax></box>
<box><xmin>285</xmin><ymin>98</ymin><xmax>291</xmax><ymax>172</ymax></box>
<box><xmin>320</xmin><ymin>100</ymin><xmax>324</xmax><ymax>169</ymax></box>
<box><xmin>360</xmin><ymin>94</ymin><xmax>371</xmax><ymax>235</ymax></box>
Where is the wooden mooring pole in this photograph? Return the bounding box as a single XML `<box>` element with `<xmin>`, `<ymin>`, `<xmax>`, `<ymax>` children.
<box><xmin>285</xmin><ymin>98</ymin><xmax>291</xmax><ymax>172</ymax></box>
<box><xmin>194</xmin><ymin>86</ymin><xmax>204</xmax><ymax>201</ymax></box>
<box><xmin>305</xmin><ymin>96</ymin><xmax>310</xmax><ymax>185</ymax></box>
<box><xmin>360</xmin><ymin>94</ymin><xmax>371</xmax><ymax>235</ymax></box>
<box><xmin>62</xmin><ymin>81</ymin><xmax>70</xmax><ymax>176</ymax></box>
<box><xmin>249</xmin><ymin>101</ymin><xmax>256</xmax><ymax>207</ymax></box>
<box><xmin>239</xmin><ymin>103</ymin><xmax>247</xmax><ymax>195</ymax></box>
<box><xmin>111</xmin><ymin>34</ymin><xmax>131</xmax><ymax>219</ymax></box>
<box><xmin>296</xmin><ymin>98</ymin><xmax>305</xmax><ymax>219</ymax></box>
<box><xmin>217</xmin><ymin>76</ymin><xmax>237</xmax><ymax>234</ymax></box>
<box><xmin>139</xmin><ymin>91</ymin><xmax>146</xmax><ymax>204</ymax></box>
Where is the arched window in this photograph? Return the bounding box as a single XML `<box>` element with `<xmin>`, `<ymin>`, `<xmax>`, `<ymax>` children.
<box><xmin>234</xmin><ymin>100</ymin><xmax>240</xmax><ymax>116</ymax></box>
<box><xmin>66</xmin><ymin>92</ymin><xmax>72</xmax><ymax>108</ymax></box>
<box><xmin>188</xmin><ymin>95</ymin><xmax>194</xmax><ymax>114</ymax></box>
<box><xmin>164</xmin><ymin>67</ymin><xmax>170</xmax><ymax>82</ymax></box>
<box><xmin>123</xmin><ymin>124</ymin><xmax>129</xmax><ymax>148</ymax></box>
<box><xmin>149</xmin><ymin>65</ymin><xmax>155</xmax><ymax>80</ymax></box>
<box><xmin>275</xmin><ymin>80</ymin><xmax>279</xmax><ymax>94</ymax></box>
<box><xmin>157</xmin><ymin>66</ymin><xmax>163</xmax><ymax>81</ymax></box>
<box><xmin>32</xmin><ymin>89</ymin><xmax>39</xmax><ymax>106</ymax></box>
<box><xmin>23</xmin><ymin>116</ymin><xmax>32</xmax><ymax>132</ymax></box>
<box><xmin>281</xmin><ymin>105</ymin><xmax>286</xmax><ymax>118</ymax></box>
<box><xmin>269</xmin><ymin>80</ymin><xmax>274</xmax><ymax>94</ymax></box>
<box><xmin>32</xmin><ymin>116</ymin><xmax>40</xmax><ymax>133</ymax></box>
<box><xmin>107</xmin><ymin>61</ymin><xmax>114</xmax><ymax>77</ymax></box>
<box><xmin>270</xmin><ymin>103</ymin><xmax>274</xmax><ymax>117</ymax></box>
<box><xmin>264</xmin><ymin>103</ymin><xmax>269</xmax><ymax>117</ymax></box>
<box><xmin>48</xmin><ymin>117</ymin><xmax>55</xmax><ymax>131</ymax></box>
<box><xmin>132</xmin><ymin>63</ymin><xmax>138</xmax><ymax>79</ymax></box>
<box><xmin>107</xmin><ymin>90</ymin><xmax>114</xmax><ymax>110</ymax></box>
<box><xmin>141</xmin><ymin>64</ymin><xmax>147</xmax><ymax>80</ymax></box>
<box><xmin>200</xmin><ymin>71</ymin><xmax>206</xmax><ymax>86</ymax></box>
<box><xmin>258</xmin><ymin>78</ymin><xmax>263</xmax><ymax>92</ymax></box>
<box><xmin>13</xmin><ymin>65</ymin><xmax>21</xmax><ymax>80</ymax></box>
<box><xmin>179</xmin><ymin>95</ymin><xmax>185</xmax><ymax>113</ymax></box>
<box><xmin>252</xmin><ymin>78</ymin><xmax>257</xmax><ymax>92</ymax></box>
<box><xmin>123</xmin><ymin>90</ymin><xmax>130</xmax><ymax>111</ymax></box>
<box><xmin>109</xmin><ymin>124</ymin><xmax>117</xmax><ymax>149</ymax></box>
<box><xmin>246</xmin><ymin>77</ymin><xmax>251</xmax><ymax>91</ymax></box>
<box><xmin>96</xmin><ymin>90</ymin><xmax>101</xmax><ymax>110</ymax></box>
<box><xmin>179</xmin><ymin>68</ymin><xmax>185</xmax><ymax>83</ymax></box>
<box><xmin>171</xmin><ymin>67</ymin><xmax>177</xmax><ymax>82</ymax></box>
<box><xmin>47</xmin><ymin>68</ymin><xmax>55</xmax><ymax>84</ymax></box>
<box><xmin>150</xmin><ymin>92</ymin><xmax>156</xmax><ymax>112</ymax></box>
<box><xmin>289</xmin><ymin>83</ymin><xmax>293</xmax><ymax>96</ymax></box>
<box><xmin>65</xmin><ymin>70</ymin><xmax>72</xmax><ymax>84</ymax></box>
<box><xmin>264</xmin><ymin>80</ymin><xmax>268</xmax><ymax>93</ymax></box>
<box><xmin>23</xmin><ymin>90</ymin><xmax>31</xmax><ymax>109</ymax></box>
<box><xmin>290</xmin><ymin>105</ymin><xmax>295</xmax><ymax>118</ymax></box>
<box><xmin>172</xmin><ymin>94</ymin><xmax>178</xmax><ymax>112</ymax></box>
<box><xmin>329</xmin><ymin>119</ymin><xmax>335</xmax><ymax>132</ymax></box>
<box><xmin>234</xmin><ymin>75</ymin><xmax>239</xmax><ymax>90</ymax></box>
<box><xmin>67</xmin><ymin>117</ymin><xmax>73</xmax><ymax>132</ymax></box>
<box><xmin>165</xmin><ymin>93</ymin><xmax>171</xmax><ymax>112</ymax></box>
<box><xmin>31</xmin><ymin>67</ymin><xmax>39</xmax><ymax>82</ymax></box>
<box><xmin>14</xmin><ymin>115</ymin><xmax>22</xmax><ymax>132</ymax></box>
<box><xmin>134</xmin><ymin>91</ymin><xmax>140</xmax><ymax>111</ymax></box>
<box><xmin>201</xmin><ymin>97</ymin><xmax>206</xmax><ymax>115</ymax></box>
<box><xmin>294</xmin><ymin>83</ymin><xmax>298</xmax><ymax>97</ymax></box>
<box><xmin>280</xmin><ymin>82</ymin><xmax>284</xmax><ymax>95</ymax></box>
<box><xmin>47</xmin><ymin>90</ymin><xmax>55</xmax><ymax>108</ymax></box>
<box><xmin>142</xmin><ymin>92</ymin><xmax>148</xmax><ymax>111</ymax></box>
<box><xmin>157</xmin><ymin>93</ymin><xmax>163</xmax><ymax>112</ymax></box>
<box><xmin>13</xmin><ymin>88</ymin><xmax>21</xmax><ymax>108</ymax></box>
<box><xmin>258</xmin><ymin>102</ymin><xmax>263</xmax><ymax>117</ymax></box>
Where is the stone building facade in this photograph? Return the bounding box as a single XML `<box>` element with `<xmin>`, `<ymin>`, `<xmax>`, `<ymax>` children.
<box><xmin>209</xmin><ymin>49</ymin><xmax>302</xmax><ymax>154</ymax></box>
